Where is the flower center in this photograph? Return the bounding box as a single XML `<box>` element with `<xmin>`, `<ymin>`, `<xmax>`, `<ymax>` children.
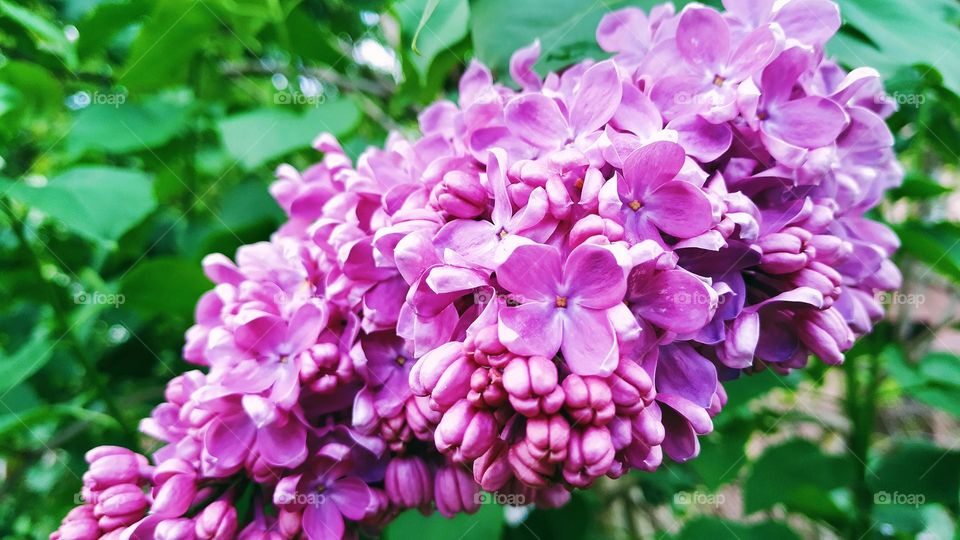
<box><xmin>396</xmin><ymin>356</ymin><xmax>407</xmax><ymax>366</ymax></box>
<box><xmin>628</xmin><ymin>200</ymin><xmax>642</xmax><ymax>211</ymax></box>
<box><xmin>498</xmin><ymin>228</ymin><xmax>508</xmax><ymax>239</ymax></box>
<box><xmin>757</xmin><ymin>109</ymin><xmax>769</xmax><ymax>121</ymax></box>
<box><xmin>712</xmin><ymin>74</ymin><xmax>726</xmax><ymax>87</ymax></box>
<box><xmin>555</xmin><ymin>296</ymin><xmax>568</xmax><ymax>308</ymax></box>
<box><xmin>574</xmin><ymin>177</ymin><xmax>584</xmax><ymax>190</ymax></box>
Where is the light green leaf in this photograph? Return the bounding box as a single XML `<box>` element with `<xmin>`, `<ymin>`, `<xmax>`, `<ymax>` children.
<box><xmin>400</xmin><ymin>0</ymin><xmax>469</xmax><ymax>82</ymax></box>
<box><xmin>0</xmin><ymin>327</ymin><xmax>54</xmax><ymax>395</ymax></box>
<box><xmin>411</xmin><ymin>0</ymin><xmax>441</xmax><ymax>54</ymax></box>
<box><xmin>217</xmin><ymin>97</ymin><xmax>362</xmax><ymax>169</ymax></box>
<box><xmin>67</xmin><ymin>91</ymin><xmax>193</xmax><ymax>154</ymax></box>
<box><xmin>831</xmin><ymin>0</ymin><xmax>960</xmax><ymax>96</ymax></box>
<box><xmin>0</xmin><ymin>0</ymin><xmax>77</xmax><ymax>69</ymax></box>
<box><xmin>2</xmin><ymin>166</ymin><xmax>156</xmax><ymax>245</ymax></box>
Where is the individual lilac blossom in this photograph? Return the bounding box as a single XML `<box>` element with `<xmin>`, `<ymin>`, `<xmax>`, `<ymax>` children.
<box><xmin>647</xmin><ymin>6</ymin><xmax>782</xmax><ymax>122</ymax></box>
<box><xmin>496</xmin><ymin>241</ymin><xmax>628</xmax><ymax>376</ymax></box>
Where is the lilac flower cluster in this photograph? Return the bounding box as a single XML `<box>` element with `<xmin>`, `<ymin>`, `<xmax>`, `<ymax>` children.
<box><xmin>54</xmin><ymin>1</ymin><xmax>901</xmax><ymax>538</ymax></box>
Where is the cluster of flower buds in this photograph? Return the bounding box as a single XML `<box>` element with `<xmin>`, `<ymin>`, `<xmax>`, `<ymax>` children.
<box><xmin>55</xmin><ymin>0</ymin><xmax>901</xmax><ymax>538</ymax></box>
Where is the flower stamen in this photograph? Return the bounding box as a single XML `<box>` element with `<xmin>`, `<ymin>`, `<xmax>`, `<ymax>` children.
<box><xmin>555</xmin><ymin>296</ymin><xmax>568</xmax><ymax>308</ymax></box>
<box><xmin>628</xmin><ymin>200</ymin><xmax>642</xmax><ymax>211</ymax></box>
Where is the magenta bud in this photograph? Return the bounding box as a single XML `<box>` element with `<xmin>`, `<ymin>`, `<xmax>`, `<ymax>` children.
<box><xmin>155</xmin><ymin>518</ymin><xmax>196</xmax><ymax>540</ymax></box>
<box><xmin>473</xmin><ymin>441</ymin><xmax>512</xmax><ymax>491</ymax></box>
<box><xmin>563</xmin><ymin>426</ymin><xmax>615</xmax><ymax>488</ymax></box>
<box><xmin>508</xmin><ymin>439</ymin><xmax>554</xmax><ymax>488</ymax></box>
<box><xmin>611</xmin><ymin>359</ymin><xmax>655</xmax><ymax>413</ymax></box>
<box><xmin>633</xmin><ymin>405</ymin><xmax>665</xmax><ymax>447</ymax></box>
<box><xmin>569</xmin><ymin>215</ymin><xmax>624</xmax><ymax>247</ymax></box>
<box><xmin>562</xmin><ymin>374</ymin><xmax>615</xmax><ymax>426</ymax></box>
<box><xmin>195</xmin><ymin>500</ymin><xmax>238</xmax><ymax>540</ymax></box>
<box><xmin>86</xmin><ymin>453</ymin><xmax>142</xmax><ymax>489</ymax></box>
<box><xmin>438</xmin><ymin>171</ymin><xmax>487</xmax><ymax>218</ymax></box>
<box><xmin>502</xmin><ymin>355</ymin><xmax>564</xmax><ymax>417</ymax></box>
<box><xmin>436</xmin><ymin>400</ymin><xmax>497</xmax><ymax>461</ymax></box>
<box><xmin>434</xmin><ymin>463</ymin><xmax>481</xmax><ymax>518</ymax></box>
<box><xmin>94</xmin><ymin>484</ymin><xmax>148</xmax><ymax>518</ymax></box>
<box><xmin>385</xmin><ymin>455</ymin><xmax>433</xmax><ymax>508</ymax></box>
<box><xmin>277</xmin><ymin>508</ymin><xmax>302</xmax><ymax>538</ymax></box>
<box><xmin>797</xmin><ymin>308</ymin><xmax>854</xmax><ymax>365</ymax></box>
<box><xmin>468</xmin><ymin>326</ymin><xmax>509</xmax><ymax>367</ymax></box>
<box><xmin>523</xmin><ymin>415</ymin><xmax>570</xmax><ymax>463</ymax></box>
<box><xmin>410</xmin><ymin>342</ymin><xmax>475</xmax><ymax>410</ymax></box>
<box><xmin>405</xmin><ymin>395</ymin><xmax>442</xmax><ymax>440</ymax></box>
<box><xmin>98</xmin><ymin>511</ymin><xmax>142</xmax><ymax>531</ymax></box>
<box><xmin>151</xmin><ymin>474</ymin><xmax>197</xmax><ymax>519</ymax></box>
<box><xmin>467</xmin><ymin>366</ymin><xmax>507</xmax><ymax>408</ymax></box>
<box><xmin>57</xmin><ymin>518</ymin><xmax>100</xmax><ymax>540</ymax></box>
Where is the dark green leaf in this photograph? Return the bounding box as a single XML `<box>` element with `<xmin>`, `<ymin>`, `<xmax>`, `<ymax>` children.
<box><xmin>2</xmin><ymin>166</ymin><xmax>156</xmax><ymax>246</ymax></box>
<box><xmin>119</xmin><ymin>0</ymin><xmax>217</xmax><ymax>92</ymax></box>
<box><xmin>888</xmin><ymin>173</ymin><xmax>951</xmax><ymax>200</ymax></box>
<box><xmin>0</xmin><ymin>327</ymin><xmax>53</xmax><ymax>395</ymax></box>
<box><xmin>743</xmin><ymin>439</ymin><xmax>855</xmax><ymax>524</ymax></box>
<box><xmin>386</xmin><ymin>502</ymin><xmax>504</xmax><ymax>540</ymax></box>
<box><xmin>894</xmin><ymin>221</ymin><xmax>960</xmax><ymax>285</ymax></box>
<box><xmin>868</xmin><ymin>440</ymin><xmax>960</xmax><ymax>507</ymax></box>
<box><xmin>120</xmin><ymin>257</ymin><xmax>211</xmax><ymax>321</ymax></box>
<box><xmin>675</xmin><ymin>517</ymin><xmax>801</xmax><ymax>540</ymax></box>
<box><xmin>0</xmin><ymin>0</ymin><xmax>77</xmax><ymax>69</ymax></box>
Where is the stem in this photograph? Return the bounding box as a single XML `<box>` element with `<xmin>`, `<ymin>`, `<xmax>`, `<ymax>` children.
<box><xmin>1</xmin><ymin>198</ymin><xmax>138</xmax><ymax>445</ymax></box>
<box><xmin>844</xmin><ymin>339</ymin><xmax>882</xmax><ymax>540</ymax></box>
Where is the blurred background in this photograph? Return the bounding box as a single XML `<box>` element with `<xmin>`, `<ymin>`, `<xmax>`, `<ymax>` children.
<box><xmin>0</xmin><ymin>0</ymin><xmax>958</xmax><ymax>538</ymax></box>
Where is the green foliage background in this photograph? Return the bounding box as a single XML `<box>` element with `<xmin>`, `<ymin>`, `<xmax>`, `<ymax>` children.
<box><xmin>0</xmin><ymin>0</ymin><xmax>959</xmax><ymax>538</ymax></box>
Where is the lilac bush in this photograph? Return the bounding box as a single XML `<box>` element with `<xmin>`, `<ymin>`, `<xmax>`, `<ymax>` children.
<box><xmin>53</xmin><ymin>1</ymin><xmax>902</xmax><ymax>538</ymax></box>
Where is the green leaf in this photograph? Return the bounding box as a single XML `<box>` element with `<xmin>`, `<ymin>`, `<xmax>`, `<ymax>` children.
<box><xmin>888</xmin><ymin>172</ymin><xmax>951</xmax><ymax>200</ymax></box>
<box><xmin>0</xmin><ymin>404</ymin><xmax>118</xmax><ymax>437</ymax></box>
<box><xmin>399</xmin><ymin>0</ymin><xmax>469</xmax><ymax>82</ymax></box>
<box><xmin>743</xmin><ymin>439</ymin><xmax>855</xmax><ymax>524</ymax></box>
<box><xmin>67</xmin><ymin>91</ymin><xmax>193</xmax><ymax>155</ymax></box>
<box><xmin>2</xmin><ymin>166</ymin><xmax>156</xmax><ymax>246</ymax></box>
<box><xmin>120</xmin><ymin>257</ymin><xmax>211</xmax><ymax>321</ymax></box>
<box><xmin>675</xmin><ymin>517</ymin><xmax>801</xmax><ymax>540</ymax></box>
<box><xmin>75</xmin><ymin>0</ymin><xmax>154</xmax><ymax>59</ymax></box>
<box><xmin>119</xmin><ymin>0</ymin><xmax>217</xmax><ymax>92</ymax></box>
<box><xmin>873</xmin><ymin>503</ymin><xmax>956</xmax><ymax>539</ymax></box>
<box><xmin>470</xmin><ymin>0</ymin><xmax>625</xmax><ymax>74</ymax></box>
<box><xmin>918</xmin><ymin>352</ymin><xmax>960</xmax><ymax>386</ymax></box>
<box><xmin>0</xmin><ymin>0</ymin><xmax>77</xmax><ymax>69</ymax></box>
<box><xmin>411</xmin><ymin>0</ymin><xmax>441</xmax><ymax>54</ymax></box>
<box><xmin>867</xmin><ymin>440</ymin><xmax>960</xmax><ymax>507</ymax></box>
<box><xmin>217</xmin><ymin>98</ymin><xmax>362</xmax><ymax>169</ymax></box>
<box><xmin>0</xmin><ymin>327</ymin><xmax>53</xmax><ymax>395</ymax></box>
<box><xmin>385</xmin><ymin>502</ymin><xmax>504</xmax><ymax>540</ymax></box>
<box><xmin>831</xmin><ymin>0</ymin><xmax>960</xmax><ymax>96</ymax></box>
<box><xmin>894</xmin><ymin>221</ymin><xmax>960</xmax><ymax>285</ymax></box>
<box><xmin>469</xmin><ymin>0</ymin><xmax>711</xmax><ymax>74</ymax></box>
